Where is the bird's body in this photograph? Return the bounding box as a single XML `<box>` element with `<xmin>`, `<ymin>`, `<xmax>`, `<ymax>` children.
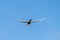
<box><xmin>26</xmin><ymin>19</ymin><xmax>32</xmax><ymax>25</ymax></box>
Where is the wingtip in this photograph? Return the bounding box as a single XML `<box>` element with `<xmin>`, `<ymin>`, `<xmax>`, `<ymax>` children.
<box><xmin>39</xmin><ymin>17</ymin><xmax>47</xmax><ymax>21</ymax></box>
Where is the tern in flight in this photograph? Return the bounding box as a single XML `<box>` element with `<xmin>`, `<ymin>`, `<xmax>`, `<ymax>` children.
<box><xmin>18</xmin><ymin>18</ymin><xmax>46</xmax><ymax>25</ymax></box>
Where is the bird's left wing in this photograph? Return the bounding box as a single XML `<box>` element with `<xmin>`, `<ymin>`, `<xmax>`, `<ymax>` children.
<box><xmin>31</xmin><ymin>17</ymin><xmax>46</xmax><ymax>23</ymax></box>
<box><xmin>18</xmin><ymin>20</ymin><xmax>27</xmax><ymax>23</ymax></box>
<box><xmin>31</xmin><ymin>20</ymin><xmax>40</xmax><ymax>23</ymax></box>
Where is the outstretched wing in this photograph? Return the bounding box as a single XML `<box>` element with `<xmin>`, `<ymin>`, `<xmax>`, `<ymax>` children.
<box><xmin>18</xmin><ymin>20</ymin><xmax>27</xmax><ymax>23</ymax></box>
<box><xmin>31</xmin><ymin>18</ymin><xmax>46</xmax><ymax>23</ymax></box>
<box><xmin>31</xmin><ymin>20</ymin><xmax>40</xmax><ymax>23</ymax></box>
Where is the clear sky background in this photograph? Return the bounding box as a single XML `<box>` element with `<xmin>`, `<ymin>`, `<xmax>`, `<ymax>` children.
<box><xmin>0</xmin><ymin>0</ymin><xmax>60</xmax><ymax>40</ymax></box>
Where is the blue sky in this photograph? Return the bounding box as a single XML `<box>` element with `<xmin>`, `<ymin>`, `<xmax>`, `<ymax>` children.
<box><xmin>0</xmin><ymin>0</ymin><xmax>60</xmax><ymax>40</ymax></box>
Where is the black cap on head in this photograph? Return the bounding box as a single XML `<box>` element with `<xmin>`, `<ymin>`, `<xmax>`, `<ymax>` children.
<box><xmin>29</xmin><ymin>19</ymin><xmax>32</xmax><ymax>21</ymax></box>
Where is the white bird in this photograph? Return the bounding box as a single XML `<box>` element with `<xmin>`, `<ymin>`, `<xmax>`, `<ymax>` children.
<box><xmin>18</xmin><ymin>17</ymin><xmax>46</xmax><ymax>25</ymax></box>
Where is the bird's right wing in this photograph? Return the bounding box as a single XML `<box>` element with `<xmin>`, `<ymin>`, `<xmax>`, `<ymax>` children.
<box><xmin>18</xmin><ymin>20</ymin><xmax>27</xmax><ymax>23</ymax></box>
